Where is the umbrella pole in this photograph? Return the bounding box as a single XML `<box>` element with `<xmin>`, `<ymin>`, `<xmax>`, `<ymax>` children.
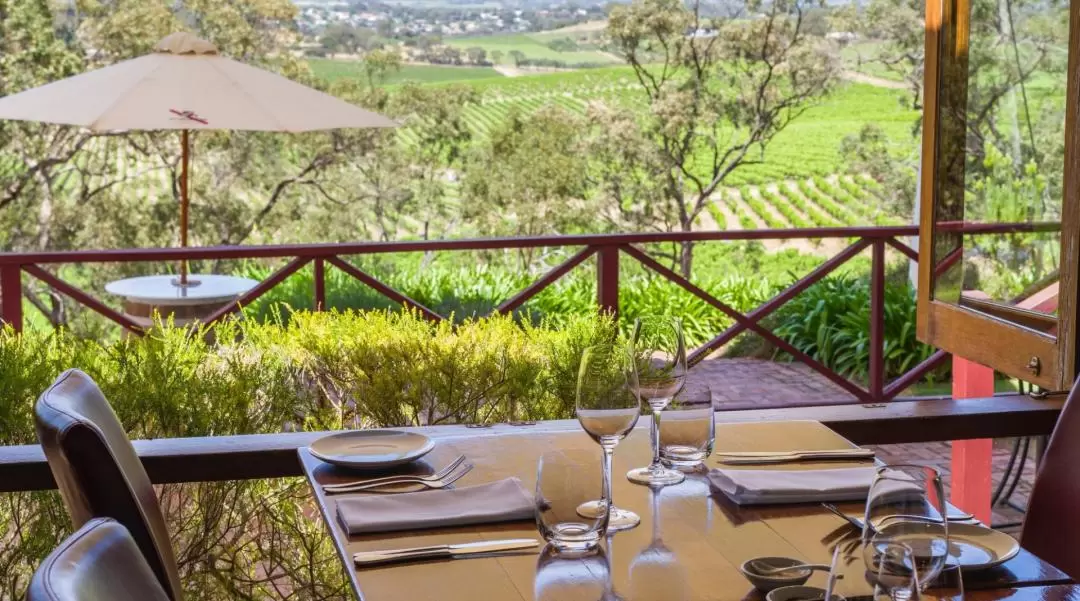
<box><xmin>179</xmin><ymin>128</ymin><xmax>190</xmax><ymax>286</ymax></box>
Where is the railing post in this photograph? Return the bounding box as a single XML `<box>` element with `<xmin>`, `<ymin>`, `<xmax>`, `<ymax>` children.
<box><xmin>869</xmin><ymin>240</ymin><xmax>886</xmax><ymax>401</ymax></box>
<box><xmin>597</xmin><ymin>246</ymin><xmax>619</xmax><ymax>319</ymax></box>
<box><xmin>950</xmin><ymin>357</ymin><xmax>995</xmax><ymax>524</ymax></box>
<box><xmin>0</xmin><ymin>265</ymin><xmax>23</xmax><ymax>333</ymax></box>
<box><xmin>314</xmin><ymin>258</ymin><xmax>326</xmax><ymax>311</ymax></box>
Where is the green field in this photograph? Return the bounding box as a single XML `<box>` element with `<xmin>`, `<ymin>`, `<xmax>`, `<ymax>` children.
<box><xmin>397</xmin><ymin>66</ymin><xmax>920</xmax><ymax>185</ymax></box>
<box><xmin>444</xmin><ymin>33</ymin><xmax>618</xmax><ymax>65</ymax></box>
<box><xmin>309</xmin><ymin>59</ymin><xmax>503</xmax><ymax>84</ymax></box>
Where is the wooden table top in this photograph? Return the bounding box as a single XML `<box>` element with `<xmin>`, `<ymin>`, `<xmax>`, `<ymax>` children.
<box><xmin>298</xmin><ymin>420</ymin><xmax>1071</xmax><ymax>601</ymax></box>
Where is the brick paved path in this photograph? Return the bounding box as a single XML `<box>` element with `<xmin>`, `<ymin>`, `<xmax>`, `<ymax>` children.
<box><xmin>693</xmin><ymin>357</ymin><xmax>855</xmax><ymax>410</ymax></box>
<box><xmin>693</xmin><ymin>357</ymin><xmax>1037</xmax><ymax>536</ymax></box>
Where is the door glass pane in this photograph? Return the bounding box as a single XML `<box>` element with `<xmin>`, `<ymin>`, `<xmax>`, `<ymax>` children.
<box><xmin>931</xmin><ymin>0</ymin><xmax>1069</xmax><ymax>332</ymax></box>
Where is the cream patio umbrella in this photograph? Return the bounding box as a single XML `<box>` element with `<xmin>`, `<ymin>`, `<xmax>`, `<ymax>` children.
<box><xmin>0</xmin><ymin>31</ymin><xmax>396</xmax><ymax>285</ymax></box>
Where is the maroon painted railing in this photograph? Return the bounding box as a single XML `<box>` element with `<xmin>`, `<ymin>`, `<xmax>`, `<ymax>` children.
<box><xmin>0</xmin><ymin>223</ymin><xmax>1058</xmax><ymax>403</ymax></box>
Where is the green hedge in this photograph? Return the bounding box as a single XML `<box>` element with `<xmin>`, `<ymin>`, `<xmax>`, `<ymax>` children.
<box><xmin>0</xmin><ymin>310</ymin><xmax>614</xmax><ymax>599</ymax></box>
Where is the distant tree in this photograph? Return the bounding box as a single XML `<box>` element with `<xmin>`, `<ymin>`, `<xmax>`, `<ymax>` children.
<box><xmin>442</xmin><ymin>46</ymin><xmax>464</xmax><ymax>65</ymax></box>
<box><xmin>602</xmin><ymin>0</ymin><xmax>840</xmax><ymax>276</ymax></box>
<box><xmin>465</xmin><ymin>46</ymin><xmax>487</xmax><ymax>65</ymax></box>
<box><xmin>320</xmin><ymin>24</ymin><xmax>366</xmax><ymax>55</ymax></box>
<box><xmin>376</xmin><ymin>18</ymin><xmax>395</xmax><ymax>38</ymax></box>
<box><xmin>361</xmin><ymin>48</ymin><xmax>402</xmax><ymax>87</ymax></box>
<box><xmin>463</xmin><ymin>107</ymin><xmax>591</xmax><ymax>260</ymax></box>
<box><xmin>508</xmin><ymin>49</ymin><xmax>526</xmax><ymax>66</ymax></box>
<box><xmin>490</xmin><ymin>49</ymin><xmax>504</xmax><ymax>64</ymax></box>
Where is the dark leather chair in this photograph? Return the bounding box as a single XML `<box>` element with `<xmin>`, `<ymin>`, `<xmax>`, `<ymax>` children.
<box><xmin>28</xmin><ymin>518</ymin><xmax>170</xmax><ymax>601</ymax></box>
<box><xmin>35</xmin><ymin>369</ymin><xmax>183</xmax><ymax>600</ymax></box>
<box><xmin>1021</xmin><ymin>379</ymin><xmax>1080</xmax><ymax>578</ymax></box>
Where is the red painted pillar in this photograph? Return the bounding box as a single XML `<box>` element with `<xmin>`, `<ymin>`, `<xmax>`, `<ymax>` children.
<box><xmin>950</xmin><ymin>356</ymin><xmax>995</xmax><ymax>523</ymax></box>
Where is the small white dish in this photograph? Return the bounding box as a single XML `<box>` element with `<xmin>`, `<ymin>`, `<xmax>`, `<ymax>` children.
<box><xmin>309</xmin><ymin>430</ymin><xmax>435</xmax><ymax>470</ymax></box>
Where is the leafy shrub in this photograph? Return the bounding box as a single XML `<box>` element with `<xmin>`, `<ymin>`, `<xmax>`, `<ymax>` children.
<box><xmin>0</xmin><ymin>310</ymin><xmax>615</xmax><ymax>599</ymax></box>
<box><xmin>772</xmin><ymin>274</ymin><xmax>942</xmax><ymax>381</ymax></box>
<box><xmin>240</xmin><ymin>256</ymin><xmax>782</xmax><ymax>347</ymax></box>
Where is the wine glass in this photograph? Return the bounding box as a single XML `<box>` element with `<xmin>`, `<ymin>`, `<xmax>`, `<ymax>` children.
<box><xmin>626</xmin><ymin>316</ymin><xmax>687</xmax><ymax>487</ymax></box>
<box><xmin>575</xmin><ymin>344</ymin><xmax>642</xmax><ymax>531</ymax></box>
<box><xmin>862</xmin><ymin>465</ymin><xmax>949</xmax><ymax>600</ymax></box>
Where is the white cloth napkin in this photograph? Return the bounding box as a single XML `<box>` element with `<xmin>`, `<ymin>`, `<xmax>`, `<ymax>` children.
<box><xmin>336</xmin><ymin>477</ymin><xmax>535</xmax><ymax>535</ymax></box>
<box><xmin>708</xmin><ymin>466</ymin><xmax>877</xmax><ymax>505</ymax></box>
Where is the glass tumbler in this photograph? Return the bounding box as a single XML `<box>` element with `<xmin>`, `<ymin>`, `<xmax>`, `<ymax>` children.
<box><xmin>659</xmin><ymin>382</ymin><xmax>714</xmax><ymax>470</ymax></box>
<box><xmin>536</xmin><ymin>449</ymin><xmax>608</xmax><ymax>553</ymax></box>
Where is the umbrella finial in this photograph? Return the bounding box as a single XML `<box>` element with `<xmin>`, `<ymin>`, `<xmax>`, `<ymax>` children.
<box><xmin>155</xmin><ymin>32</ymin><xmax>218</xmax><ymax>55</ymax></box>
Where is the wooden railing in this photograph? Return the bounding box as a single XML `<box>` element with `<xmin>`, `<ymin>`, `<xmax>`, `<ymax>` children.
<box><xmin>0</xmin><ymin>223</ymin><xmax>1056</xmax><ymax>404</ymax></box>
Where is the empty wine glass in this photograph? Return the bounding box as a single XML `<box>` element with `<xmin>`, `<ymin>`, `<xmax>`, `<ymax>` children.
<box><xmin>576</xmin><ymin>344</ymin><xmax>642</xmax><ymax>531</ymax></box>
<box><xmin>536</xmin><ymin>450</ymin><xmax>608</xmax><ymax>553</ymax></box>
<box><xmin>862</xmin><ymin>465</ymin><xmax>949</xmax><ymax>600</ymax></box>
<box><xmin>627</xmin><ymin>316</ymin><xmax>687</xmax><ymax>487</ymax></box>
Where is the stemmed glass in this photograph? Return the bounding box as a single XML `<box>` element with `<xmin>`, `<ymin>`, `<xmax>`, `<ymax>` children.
<box><xmin>862</xmin><ymin>465</ymin><xmax>949</xmax><ymax>600</ymax></box>
<box><xmin>627</xmin><ymin>317</ymin><xmax>687</xmax><ymax>487</ymax></box>
<box><xmin>575</xmin><ymin>344</ymin><xmax>642</xmax><ymax>531</ymax></box>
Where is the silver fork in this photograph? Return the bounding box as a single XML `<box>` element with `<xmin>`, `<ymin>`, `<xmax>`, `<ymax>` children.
<box><xmin>324</xmin><ymin>463</ymin><xmax>473</xmax><ymax>494</ymax></box>
<box><xmin>323</xmin><ymin>455</ymin><xmax>466</xmax><ymax>492</ymax></box>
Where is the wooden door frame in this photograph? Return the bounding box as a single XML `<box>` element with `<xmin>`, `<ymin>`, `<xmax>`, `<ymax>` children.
<box><xmin>917</xmin><ymin>0</ymin><xmax>1080</xmax><ymax>391</ymax></box>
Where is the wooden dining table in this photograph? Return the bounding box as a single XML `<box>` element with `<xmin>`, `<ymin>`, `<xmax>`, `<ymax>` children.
<box><xmin>298</xmin><ymin>419</ymin><xmax>1073</xmax><ymax>601</ymax></box>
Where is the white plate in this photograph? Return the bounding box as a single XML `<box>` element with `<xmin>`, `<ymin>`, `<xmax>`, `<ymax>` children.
<box><xmin>309</xmin><ymin>430</ymin><xmax>435</xmax><ymax>469</ymax></box>
<box><xmin>945</xmin><ymin>522</ymin><xmax>1021</xmax><ymax>571</ymax></box>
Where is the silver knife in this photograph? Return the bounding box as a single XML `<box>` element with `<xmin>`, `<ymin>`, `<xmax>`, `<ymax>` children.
<box><xmin>716</xmin><ymin>450</ymin><xmax>875</xmax><ymax>464</ymax></box>
<box><xmin>353</xmin><ymin>538</ymin><xmax>539</xmax><ymax>566</ymax></box>
<box><xmin>714</xmin><ymin>449</ymin><xmax>875</xmax><ymax>458</ymax></box>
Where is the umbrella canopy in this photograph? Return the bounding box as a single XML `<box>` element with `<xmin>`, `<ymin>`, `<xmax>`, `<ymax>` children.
<box><xmin>0</xmin><ymin>32</ymin><xmax>396</xmax><ymax>285</ymax></box>
<box><xmin>0</xmin><ymin>32</ymin><xmax>397</xmax><ymax>131</ymax></box>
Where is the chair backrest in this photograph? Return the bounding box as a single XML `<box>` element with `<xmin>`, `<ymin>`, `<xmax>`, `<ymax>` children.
<box><xmin>34</xmin><ymin>369</ymin><xmax>183</xmax><ymax>600</ymax></box>
<box><xmin>28</xmin><ymin>518</ymin><xmax>170</xmax><ymax>601</ymax></box>
<box><xmin>1021</xmin><ymin>379</ymin><xmax>1080</xmax><ymax>578</ymax></box>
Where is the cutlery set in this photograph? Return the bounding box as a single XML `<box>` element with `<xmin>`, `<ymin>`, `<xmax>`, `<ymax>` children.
<box><xmin>323</xmin><ymin>454</ymin><xmax>472</xmax><ymax>494</ymax></box>
<box><xmin>353</xmin><ymin>539</ymin><xmax>540</xmax><ymax>566</ymax></box>
<box><xmin>820</xmin><ymin>502</ymin><xmax>978</xmax><ymax>533</ymax></box>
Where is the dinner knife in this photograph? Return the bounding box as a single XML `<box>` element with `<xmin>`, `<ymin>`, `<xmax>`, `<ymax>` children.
<box><xmin>715</xmin><ymin>449</ymin><xmax>876</xmax><ymax>464</ymax></box>
<box><xmin>714</xmin><ymin>449</ymin><xmax>875</xmax><ymax>458</ymax></box>
<box><xmin>353</xmin><ymin>538</ymin><xmax>540</xmax><ymax>566</ymax></box>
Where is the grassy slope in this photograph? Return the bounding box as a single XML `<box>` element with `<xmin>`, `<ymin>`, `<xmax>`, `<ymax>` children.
<box><xmin>444</xmin><ymin>33</ymin><xmax>617</xmax><ymax>64</ymax></box>
<box><xmin>419</xmin><ymin>66</ymin><xmax>920</xmax><ymax>184</ymax></box>
<box><xmin>309</xmin><ymin>58</ymin><xmax>503</xmax><ymax>84</ymax></box>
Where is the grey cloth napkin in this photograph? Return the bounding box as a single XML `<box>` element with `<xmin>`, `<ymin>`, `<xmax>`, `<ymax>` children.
<box><xmin>708</xmin><ymin>466</ymin><xmax>877</xmax><ymax>505</ymax></box>
<box><xmin>336</xmin><ymin>477</ymin><xmax>535</xmax><ymax>535</ymax></box>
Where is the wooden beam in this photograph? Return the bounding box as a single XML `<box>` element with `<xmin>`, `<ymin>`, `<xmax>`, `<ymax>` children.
<box><xmin>0</xmin><ymin>395</ymin><xmax>1063</xmax><ymax>493</ymax></box>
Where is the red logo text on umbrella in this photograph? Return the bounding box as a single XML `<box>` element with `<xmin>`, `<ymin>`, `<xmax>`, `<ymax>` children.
<box><xmin>169</xmin><ymin>109</ymin><xmax>209</xmax><ymax>125</ymax></box>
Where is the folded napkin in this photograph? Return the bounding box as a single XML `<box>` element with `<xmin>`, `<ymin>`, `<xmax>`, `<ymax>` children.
<box><xmin>336</xmin><ymin>477</ymin><xmax>535</xmax><ymax>535</ymax></box>
<box><xmin>708</xmin><ymin>466</ymin><xmax>877</xmax><ymax>505</ymax></box>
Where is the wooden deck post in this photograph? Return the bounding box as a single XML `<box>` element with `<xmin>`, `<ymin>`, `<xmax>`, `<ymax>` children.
<box><xmin>0</xmin><ymin>265</ymin><xmax>22</xmax><ymax>332</ymax></box>
<box><xmin>314</xmin><ymin>258</ymin><xmax>326</xmax><ymax>311</ymax></box>
<box><xmin>597</xmin><ymin>246</ymin><xmax>619</xmax><ymax>318</ymax></box>
<box><xmin>950</xmin><ymin>356</ymin><xmax>995</xmax><ymax>523</ymax></box>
